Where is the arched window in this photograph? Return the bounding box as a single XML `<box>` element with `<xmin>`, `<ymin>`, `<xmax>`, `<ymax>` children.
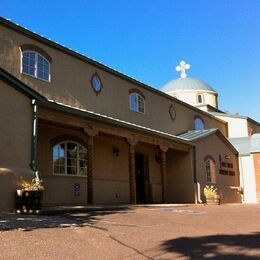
<box><xmin>129</xmin><ymin>92</ymin><xmax>145</xmax><ymax>113</ymax></box>
<box><xmin>53</xmin><ymin>141</ymin><xmax>87</xmax><ymax>176</ymax></box>
<box><xmin>197</xmin><ymin>94</ymin><xmax>204</xmax><ymax>104</ymax></box>
<box><xmin>21</xmin><ymin>50</ymin><xmax>51</xmax><ymax>81</ymax></box>
<box><xmin>194</xmin><ymin>117</ymin><xmax>205</xmax><ymax>130</ymax></box>
<box><xmin>205</xmin><ymin>157</ymin><xmax>216</xmax><ymax>183</ymax></box>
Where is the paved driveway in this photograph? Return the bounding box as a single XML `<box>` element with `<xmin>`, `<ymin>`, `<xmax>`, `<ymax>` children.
<box><xmin>0</xmin><ymin>204</ymin><xmax>260</xmax><ymax>259</ymax></box>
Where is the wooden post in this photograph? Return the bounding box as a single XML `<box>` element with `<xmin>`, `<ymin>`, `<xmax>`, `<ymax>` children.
<box><xmin>160</xmin><ymin>145</ymin><xmax>168</xmax><ymax>203</ymax></box>
<box><xmin>87</xmin><ymin>135</ymin><xmax>94</xmax><ymax>204</ymax></box>
<box><xmin>83</xmin><ymin>126</ymin><xmax>98</xmax><ymax>205</ymax></box>
<box><xmin>127</xmin><ymin>138</ymin><xmax>138</xmax><ymax>204</ymax></box>
<box><xmin>129</xmin><ymin>144</ymin><xmax>136</xmax><ymax>204</ymax></box>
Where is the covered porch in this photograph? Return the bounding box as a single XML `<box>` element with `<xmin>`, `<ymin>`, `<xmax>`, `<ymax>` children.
<box><xmin>36</xmin><ymin>101</ymin><xmax>195</xmax><ymax>207</ymax></box>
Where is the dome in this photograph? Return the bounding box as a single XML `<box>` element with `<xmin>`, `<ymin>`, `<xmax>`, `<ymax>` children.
<box><xmin>161</xmin><ymin>77</ymin><xmax>216</xmax><ymax>93</ymax></box>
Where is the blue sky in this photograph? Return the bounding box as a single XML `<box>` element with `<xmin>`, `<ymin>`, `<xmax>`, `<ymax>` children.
<box><xmin>1</xmin><ymin>0</ymin><xmax>260</xmax><ymax>121</ymax></box>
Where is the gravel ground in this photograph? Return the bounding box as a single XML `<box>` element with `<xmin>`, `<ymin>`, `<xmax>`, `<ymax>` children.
<box><xmin>0</xmin><ymin>204</ymin><xmax>260</xmax><ymax>259</ymax></box>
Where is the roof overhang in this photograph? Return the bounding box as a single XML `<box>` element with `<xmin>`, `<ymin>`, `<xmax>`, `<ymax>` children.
<box><xmin>178</xmin><ymin>129</ymin><xmax>238</xmax><ymax>155</ymax></box>
<box><xmin>36</xmin><ymin>100</ymin><xmax>193</xmax><ymax>147</ymax></box>
<box><xmin>0</xmin><ymin>67</ymin><xmax>46</xmax><ymax>101</ymax></box>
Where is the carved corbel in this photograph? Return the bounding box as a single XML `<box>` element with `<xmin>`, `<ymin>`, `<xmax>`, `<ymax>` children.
<box><xmin>160</xmin><ymin>144</ymin><xmax>169</xmax><ymax>153</ymax></box>
<box><xmin>82</xmin><ymin>125</ymin><xmax>99</xmax><ymax>137</ymax></box>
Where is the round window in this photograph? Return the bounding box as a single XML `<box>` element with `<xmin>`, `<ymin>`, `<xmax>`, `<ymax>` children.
<box><xmin>91</xmin><ymin>73</ymin><xmax>102</xmax><ymax>94</ymax></box>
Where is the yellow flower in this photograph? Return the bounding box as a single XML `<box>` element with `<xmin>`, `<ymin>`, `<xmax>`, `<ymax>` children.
<box><xmin>204</xmin><ymin>185</ymin><xmax>217</xmax><ymax>198</ymax></box>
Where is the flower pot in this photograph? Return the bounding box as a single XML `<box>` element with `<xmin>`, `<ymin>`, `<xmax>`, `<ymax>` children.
<box><xmin>206</xmin><ymin>195</ymin><xmax>220</xmax><ymax>205</ymax></box>
<box><xmin>15</xmin><ymin>190</ymin><xmax>43</xmax><ymax>213</ymax></box>
<box><xmin>214</xmin><ymin>195</ymin><xmax>221</xmax><ymax>205</ymax></box>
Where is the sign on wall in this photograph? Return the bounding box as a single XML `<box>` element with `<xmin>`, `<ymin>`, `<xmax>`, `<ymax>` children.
<box><xmin>74</xmin><ymin>183</ymin><xmax>80</xmax><ymax>197</ymax></box>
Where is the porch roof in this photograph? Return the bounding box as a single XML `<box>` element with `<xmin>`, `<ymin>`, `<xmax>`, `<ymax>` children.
<box><xmin>178</xmin><ymin>129</ymin><xmax>238</xmax><ymax>154</ymax></box>
<box><xmin>0</xmin><ymin>67</ymin><xmax>46</xmax><ymax>101</ymax></box>
<box><xmin>177</xmin><ymin>129</ymin><xmax>218</xmax><ymax>141</ymax></box>
<box><xmin>36</xmin><ymin>100</ymin><xmax>193</xmax><ymax>146</ymax></box>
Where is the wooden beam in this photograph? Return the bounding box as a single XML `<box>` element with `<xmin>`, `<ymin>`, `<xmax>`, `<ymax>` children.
<box><xmin>39</xmin><ymin>107</ymin><xmax>191</xmax><ymax>152</ymax></box>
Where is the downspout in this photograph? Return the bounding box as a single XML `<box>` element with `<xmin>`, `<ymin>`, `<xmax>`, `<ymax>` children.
<box><xmin>30</xmin><ymin>99</ymin><xmax>40</xmax><ymax>180</ymax></box>
<box><xmin>197</xmin><ymin>182</ymin><xmax>202</xmax><ymax>204</ymax></box>
<box><xmin>239</xmin><ymin>157</ymin><xmax>245</xmax><ymax>202</ymax></box>
<box><xmin>192</xmin><ymin>146</ymin><xmax>202</xmax><ymax>203</ymax></box>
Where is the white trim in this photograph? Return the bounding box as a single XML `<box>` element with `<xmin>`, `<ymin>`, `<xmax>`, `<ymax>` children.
<box><xmin>129</xmin><ymin>92</ymin><xmax>145</xmax><ymax>114</ymax></box>
<box><xmin>197</xmin><ymin>182</ymin><xmax>203</xmax><ymax>203</ymax></box>
<box><xmin>21</xmin><ymin>50</ymin><xmax>51</xmax><ymax>83</ymax></box>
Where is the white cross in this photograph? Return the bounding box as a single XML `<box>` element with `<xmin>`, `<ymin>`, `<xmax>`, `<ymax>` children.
<box><xmin>176</xmin><ymin>60</ymin><xmax>190</xmax><ymax>78</ymax></box>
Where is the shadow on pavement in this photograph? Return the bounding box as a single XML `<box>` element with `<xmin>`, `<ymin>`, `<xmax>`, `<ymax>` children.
<box><xmin>161</xmin><ymin>232</ymin><xmax>260</xmax><ymax>259</ymax></box>
<box><xmin>0</xmin><ymin>207</ymin><xmax>133</xmax><ymax>232</ymax></box>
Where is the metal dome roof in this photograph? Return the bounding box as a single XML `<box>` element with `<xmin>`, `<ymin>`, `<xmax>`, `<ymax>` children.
<box><xmin>161</xmin><ymin>77</ymin><xmax>216</xmax><ymax>93</ymax></box>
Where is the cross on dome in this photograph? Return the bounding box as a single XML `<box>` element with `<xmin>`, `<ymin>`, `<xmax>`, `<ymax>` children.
<box><xmin>176</xmin><ymin>60</ymin><xmax>190</xmax><ymax>78</ymax></box>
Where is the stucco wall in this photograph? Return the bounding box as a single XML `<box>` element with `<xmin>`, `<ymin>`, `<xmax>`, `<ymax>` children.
<box><xmin>38</xmin><ymin>125</ymin><xmax>88</xmax><ymax>206</ymax></box>
<box><xmin>0</xmin><ymin>79</ymin><xmax>33</xmax><ymax>211</ymax></box>
<box><xmin>195</xmin><ymin>134</ymin><xmax>241</xmax><ymax>203</ymax></box>
<box><xmin>166</xmin><ymin>149</ymin><xmax>195</xmax><ymax>203</ymax></box>
<box><xmin>0</xmin><ymin>25</ymin><xmax>227</xmax><ymax>137</ymax></box>
<box><xmin>215</xmin><ymin>115</ymin><xmax>249</xmax><ymax>138</ymax></box>
<box><xmin>38</xmin><ymin>124</ymin><xmax>166</xmax><ymax>206</ymax></box>
<box><xmin>93</xmin><ymin>136</ymin><xmax>130</xmax><ymax>204</ymax></box>
<box><xmin>135</xmin><ymin>143</ymin><xmax>162</xmax><ymax>203</ymax></box>
<box><xmin>239</xmin><ymin>155</ymin><xmax>257</xmax><ymax>203</ymax></box>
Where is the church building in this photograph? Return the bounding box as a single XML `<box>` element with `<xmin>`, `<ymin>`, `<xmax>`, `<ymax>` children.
<box><xmin>162</xmin><ymin>61</ymin><xmax>260</xmax><ymax>203</ymax></box>
<box><xmin>0</xmin><ymin>18</ymin><xmax>241</xmax><ymax>211</ymax></box>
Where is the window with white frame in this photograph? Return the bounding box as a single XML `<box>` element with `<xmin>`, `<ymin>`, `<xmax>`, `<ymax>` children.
<box><xmin>53</xmin><ymin>142</ymin><xmax>87</xmax><ymax>176</ymax></box>
<box><xmin>205</xmin><ymin>158</ymin><xmax>216</xmax><ymax>183</ymax></box>
<box><xmin>129</xmin><ymin>93</ymin><xmax>145</xmax><ymax>113</ymax></box>
<box><xmin>21</xmin><ymin>51</ymin><xmax>50</xmax><ymax>82</ymax></box>
<box><xmin>194</xmin><ymin>117</ymin><xmax>205</xmax><ymax>130</ymax></box>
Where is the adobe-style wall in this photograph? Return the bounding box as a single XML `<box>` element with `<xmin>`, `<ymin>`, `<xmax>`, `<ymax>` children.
<box><xmin>135</xmin><ymin>143</ymin><xmax>162</xmax><ymax>203</ymax></box>
<box><xmin>0</xmin><ymin>25</ymin><xmax>227</xmax><ymax>137</ymax></box>
<box><xmin>0</xmin><ymin>79</ymin><xmax>33</xmax><ymax>211</ymax></box>
<box><xmin>37</xmin><ymin>124</ymin><xmax>88</xmax><ymax>206</ymax></box>
<box><xmin>166</xmin><ymin>149</ymin><xmax>195</xmax><ymax>203</ymax></box>
<box><xmin>38</xmin><ymin>124</ymin><xmax>165</xmax><ymax>206</ymax></box>
<box><xmin>195</xmin><ymin>134</ymin><xmax>241</xmax><ymax>203</ymax></box>
<box><xmin>93</xmin><ymin>136</ymin><xmax>130</xmax><ymax>204</ymax></box>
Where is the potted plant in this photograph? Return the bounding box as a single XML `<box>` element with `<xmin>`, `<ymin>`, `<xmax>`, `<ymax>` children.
<box><xmin>15</xmin><ymin>177</ymin><xmax>44</xmax><ymax>213</ymax></box>
<box><xmin>203</xmin><ymin>185</ymin><xmax>220</xmax><ymax>205</ymax></box>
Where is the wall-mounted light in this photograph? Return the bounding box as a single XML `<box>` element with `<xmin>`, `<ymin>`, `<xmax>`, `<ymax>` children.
<box><xmin>225</xmin><ymin>155</ymin><xmax>231</xmax><ymax>160</ymax></box>
<box><xmin>113</xmin><ymin>147</ymin><xmax>120</xmax><ymax>157</ymax></box>
<box><xmin>155</xmin><ymin>153</ymin><xmax>161</xmax><ymax>163</ymax></box>
<box><xmin>219</xmin><ymin>155</ymin><xmax>222</xmax><ymax>168</ymax></box>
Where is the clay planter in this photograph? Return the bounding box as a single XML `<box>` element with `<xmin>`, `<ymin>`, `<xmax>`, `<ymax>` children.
<box><xmin>15</xmin><ymin>190</ymin><xmax>43</xmax><ymax>213</ymax></box>
<box><xmin>206</xmin><ymin>195</ymin><xmax>220</xmax><ymax>205</ymax></box>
